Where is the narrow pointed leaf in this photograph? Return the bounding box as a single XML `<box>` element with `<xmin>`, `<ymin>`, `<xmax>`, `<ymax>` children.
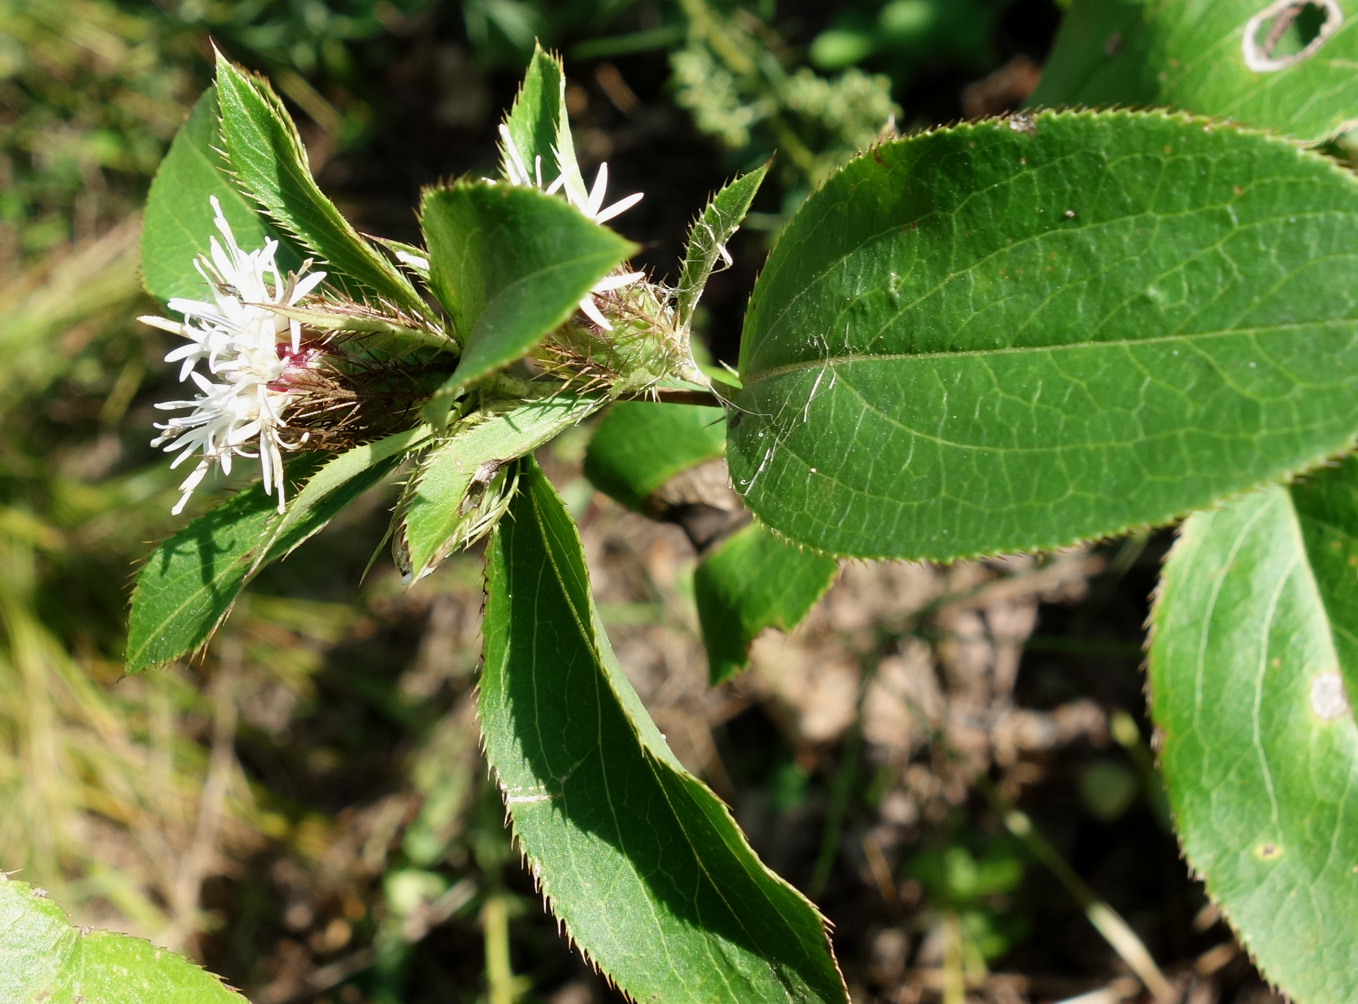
<box><xmin>127</xmin><ymin>451</ymin><xmax>394</xmax><ymax>672</ymax></box>
<box><xmin>141</xmin><ymin>86</ymin><xmax>301</xmax><ymax>302</ymax></box>
<box><xmin>1148</xmin><ymin>457</ymin><xmax>1358</xmax><ymax>1004</ymax></box>
<box><xmin>583</xmin><ymin>400</ymin><xmax>726</xmax><ymax>512</ymax></box>
<box><xmin>480</xmin><ymin>461</ymin><xmax>847</xmax><ymax>1004</ymax></box>
<box><xmin>676</xmin><ymin>163</ymin><xmax>769</xmax><ymax>332</ymax></box>
<box><xmin>0</xmin><ymin>877</ymin><xmax>246</xmax><ymax>1003</ymax></box>
<box><xmin>732</xmin><ymin>109</ymin><xmax>1358</xmax><ymax>561</ymax></box>
<box><xmin>398</xmin><ymin>396</ymin><xmax>599</xmax><ymax>579</ymax></box>
<box><xmin>501</xmin><ymin>45</ymin><xmax>587</xmax><ymax>204</ymax></box>
<box><xmin>420</xmin><ymin>183</ymin><xmax>635</xmax><ymax>391</ymax></box>
<box><xmin>213</xmin><ymin>54</ymin><xmax>428</xmax><ymax>316</ymax></box>
<box><xmin>696</xmin><ymin>523</ymin><xmax>838</xmax><ymax>685</ymax></box>
<box><xmin>1035</xmin><ymin>0</ymin><xmax>1358</xmax><ymax>141</ymax></box>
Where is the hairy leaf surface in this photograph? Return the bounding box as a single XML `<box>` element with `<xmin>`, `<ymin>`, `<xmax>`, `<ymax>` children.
<box><xmin>1149</xmin><ymin>458</ymin><xmax>1358</xmax><ymax>1004</ymax></box>
<box><xmin>696</xmin><ymin>523</ymin><xmax>838</xmax><ymax>685</ymax></box>
<box><xmin>676</xmin><ymin>163</ymin><xmax>769</xmax><ymax>333</ymax></box>
<box><xmin>127</xmin><ymin>452</ymin><xmax>394</xmax><ymax>672</ymax></box>
<box><xmin>420</xmin><ymin>183</ymin><xmax>635</xmax><ymax>393</ymax></box>
<box><xmin>0</xmin><ymin>877</ymin><xmax>246</xmax><ymax>1003</ymax></box>
<box><xmin>732</xmin><ymin>109</ymin><xmax>1358</xmax><ymax>560</ymax></box>
<box><xmin>583</xmin><ymin>400</ymin><xmax>726</xmax><ymax>512</ymax></box>
<box><xmin>500</xmin><ymin>45</ymin><xmax>587</xmax><ymax>206</ymax></box>
<box><xmin>480</xmin><ymin>461</ymin><xmax>846</xmax><ymax>1004</ymax></box>
<box><xmin>214</xmin><ymin>54</ymin><xmax>428</xmax><ymax>316</ymax></box>
<box><xmin>399</xmin><ymin>397</ymin><xmax>599</xmax><ymax>580</ymax></box>
<box><xmin>1036</xmin><ymin>0</ymin><xmax>1358</xmax><ymax>141</ymax></box>
<box><xmin>141</xmin><ymin>87</ymin><xmax>300</xmax><ymax>303</ymax></box>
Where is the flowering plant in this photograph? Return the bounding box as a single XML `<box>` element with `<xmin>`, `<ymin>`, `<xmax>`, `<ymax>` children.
<box><xmin>97</xmin><ymin>12</ymin><xmax>1358</xmax><ymax>1002</ymax></box>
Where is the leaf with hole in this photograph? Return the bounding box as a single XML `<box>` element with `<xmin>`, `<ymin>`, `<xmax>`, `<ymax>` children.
<box><xmin>213</xmin><ymin>53</ymin><xmax>429</xmax><ymax>317</ymax></box>
<box><xmin>583</xmin><ymin>400</ymin><xmax>726</xmax><ymax>512</ymax></box>
<box><xmin>479</xmin><ymin>459</ymin><xmax>847</xmax><ymax>1004</ymax></box>
<box><xmin>1148</xmin><ymin>456</ymin><xmax>1358</xmax><ymax>1004</ymax></box>
<box><xmin>140</xmin><ymin>86</ymin><xmax>302</xmax><ymax>303</ymax></box>
<box><xmin>1035</xmin><ymin>0</ymin><xmax>1358</xmax><ymax>141</ymax></box>
<box><xmin>731</xmin><ymin>109</ymin><xmax>1358</xmax><ymax>561</ymax></box>
<box><xmin>127</xmin><ymin>450</ymin><xmax>395</xmax><ymax>672</ymax></box>
<box><xmin>0</xmin><ymin>877</ymin><xmax>246</xmax><ymax>1003</ymax></box>
<box><xmin>419</xmin><ymin>183</ymin><xmax>635</xmax><ymax>394</ymax></box>
<box><xmin>696</xmin><ymin>522</ymin><xmax>839</xmax><ymax>685</ymax></box>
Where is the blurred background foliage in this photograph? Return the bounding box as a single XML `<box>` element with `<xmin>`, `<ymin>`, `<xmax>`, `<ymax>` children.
<box><xmin>0</xmin><ymin>2</ymin><xmax>1270</xmax><ymax>1003</ymax></box>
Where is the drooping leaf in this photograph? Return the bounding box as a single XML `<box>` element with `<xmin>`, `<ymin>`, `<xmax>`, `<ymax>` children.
<box><xmin>0</xmin><ymin>876</ymin><xmax>247</xmax><ymax>1003</ymax></box>
<box><xmin>583</xmin><ymin>400</ymin><xmax>726</xmax><ymax>512</ymax></box>
<box><xmin>732</xmin><ymin>109</ymin><xmax>1358</xmax><ymax>561</ymax></box>
<box><xmin>480</xmin><ymin>460</ymin><xmax>847</xmax><ymax>1004</ymax></box>
<box><xmin>1148</xmin><ymin>457</ymin><xmax>1358</xmax><ymax>1004</ymax></box>
<box><xmin>1035</xmin><ymin>0</ymin><xmax>1358</xmax><ymax>142</ymax></box>
<box><xmin>127</xmin><ymin>449</ymin><xmax>396</xmax><ymax>672</ymax></box>
<box><xmin>500</xmin><ymin>44</ymin><xmax>587</xmax><ymax>206</ymax></box>
<box><xmin>141</xmin><ymin>86</ymin><xmax>301</xmax><ymax>303</ymax></box>
<box><xmin>213</xmin><ymin>53</ymin><xmax>429</xmax><ymax>317</ymax></box>
<box><xmin>675</xmin><ymin>163</ymin><xmax>769</xmax><ymax>333</ymax></box>
<box><xmin>419</xmin><ymin>183</ymin><xmax>635</xmax><ymax>392</ymax></box>
<box><xmin>696</xmin><ymin>523</ymin><xmax>839</xmax><ymax>685</ymax></box>
<box><xmin>398</xmin><ymin>396</ymin><xmax>599</xmax><ymax>580</ymax></box>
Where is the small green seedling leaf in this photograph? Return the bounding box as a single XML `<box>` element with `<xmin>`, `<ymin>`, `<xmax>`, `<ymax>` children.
<box><xmin>419</xmin><ymin>183</ymin><xmax>635</xmax><ymax>392</ymax></box>
<box><xmin>1036</xmin><ymin>0</ymin><xmax>1358</xmax><ymax>142</ymax></box>
<box><xmin>127</xmin><ymin>448</ymin><xmax>397</xmax><ymax>672</ymax></box>
<box><xmin>675</xmin><ymin>163</ymin><xmax>769</xmax><ymax>333</ymax></box>
<box><xmin>398</xmin><ymin>396</ymin><xmax>600</xmax><ymax>580</ymax></box>
<box><xmin>733</xmin><ymin>109</ymin><xmax>1358</xmax><ymax>561</ymax></box>
<box><xmin>0</xmin><ymin>876</ymin><xmax>247</xmax><ymax>1003</ymax></box>
<box><xmin>500</xmin><ymin>44</ymin><xmax>587</xmax><ymax>205</ymax></box>
<box><xmin>141</xmin><ymin>86</ymin><xmax>301</xmax><ymax>302</ymax></box>
<box><xmin>480</xmin><ymin>460</ymin><xmax>847</xmax><ymax>1004</ymax></box>
<box><xmin>1149</xmin><ymin>456</ymin><xmax>1358</xmax><ymax>1004</ymax></box>
<box><xmin>696</xmin><ymin>523</ymin><xmax>839</xmax><ymax>685</ymax></box>
<box><xmin>582</xmin><ymin>400</ymin><xmax>726</xmax><ymax>512</ymax></box>
<box><xmin>213</xmin><ymin>52</ymin><xmax>429</xmax><ymax>317</ymax></box>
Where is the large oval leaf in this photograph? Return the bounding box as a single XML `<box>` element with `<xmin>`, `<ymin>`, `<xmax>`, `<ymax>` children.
<box><xmin>1148</xmin><ymin>458</ymin><xmax>1358</xmax><ymax>1004</ymax></box>
<box><xmin>1035</xmin><ymin>0</ymin><xmax>1358</xmax><ymax>142</ymax></box>
<box><xmin>480</xmin><ymin>460</ymin><xmax>847</xmax><ymax>1004</ymax></box>
<box><xmin>732</xmin><ymin>109</ymin><xmax>1358</xmax><ymax>560</ymax></box>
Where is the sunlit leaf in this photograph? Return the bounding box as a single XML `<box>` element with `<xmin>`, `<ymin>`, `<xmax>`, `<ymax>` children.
<box><xmin>0</xmin><ymin>877</ymin><xmax>246</xmax><ymax>1003</ymax></box>
<box><xmin>1036</xmin><ymin>0</ymin><xmax>1358</xmax><ymax>141</ymax></box>
<box><xmin>732</xmin><ymin>109</ymin><xmax>1358</xmax><ymax>560</ymax></box>
<box><xmin>479</xmin><ymin>460</ymin><xmax>847</xmax><ymax>1004</ymax></box>
<box><xmin>1149</xmin><ymin>456</ymin><xmax>1358</xmax><ymax>1004</ymax></box>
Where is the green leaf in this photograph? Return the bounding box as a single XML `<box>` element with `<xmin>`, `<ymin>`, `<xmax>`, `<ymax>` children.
<box><xmin>696</xmin><ymin>523</ymin><xmax>839</xmax><ymax>685</ymax></box>
<box><xmin>1035</xmin><ymin>0</ymin><xmax>1358</xmax><ymax>142</ymax></box>
<box><xmin>732</xmin><ymin>109</ymin><xmax>1358</xmax><ymax>561</ymax></box>
<box><xmin>141</xmin><ymin>86</ymin><xmax>301</xmax><ymax>303</ymax></box>
<box><xmin>676</xmin><ymin>163</ymin><xmax>769</xmax><ymax>333</ymax></box>
<box><xmin>127</xmin><ymin>451</ymin><xmax>395</xmax><ymax>672</ymax></box>
<box><xmin>0</xmin><ymin>876</ymin><xmax>246</xmax><ymax>1003</ymax></box>
<box><xmin>1148</xmin><ymin>457</ymin><xmax>1358</xmax><ymax>1004</ymax></box>
<box><xmin>480</xmin><ymin>460</ymin><xmax>847</xmax><ymax>1004</ymax></box>
<box><xmin>419</xmin><ymin>183</ymin><xmax>635</xmax><ymax>392</ymax></box>
<box><xmin>583</xmin><ymin>400</ymin><xmax>726</xmax><ymax>512</ymax></box>
<box><xmin>500</xmin><ymin>44</ymin><xmax>588</xmax><ymax>206</ymax></box>
<box><xmin>213</xmin><ymin>53</ymin><xmax>428</xmax><ymax>317</ymax></box>
<box><xmin>398</xmin><ymin>396</ymin><xmax>600</xmax><ymax>580</ymax></box>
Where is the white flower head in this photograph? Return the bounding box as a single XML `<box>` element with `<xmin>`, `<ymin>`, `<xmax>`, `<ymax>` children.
<box><xmin>140</xmin><ymin>197</ymin><xmax>326</xmax><ymax>515</ymax></box>
<box><xmin>499</xmin><ymin>124</ymin><xmax>644</xmax><ymax>330</ymax></box>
